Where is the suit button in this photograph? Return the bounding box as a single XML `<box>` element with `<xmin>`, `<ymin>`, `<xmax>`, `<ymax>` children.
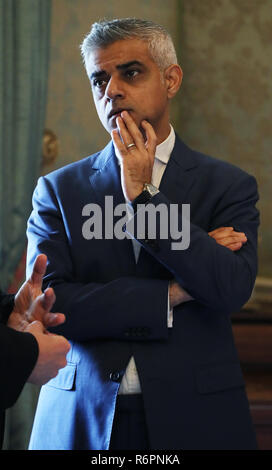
<box><xmin>142</xmin><ymin>327</ymin><xmax>151</xmax><ymax>337</ymax></box>
<box><xmin>124</xmin><ymin>327</ymin><xmax>151</xmax><ymax>338</ymax></box>
<box><xmin>110</xmin><ymin>371</ymin><xmax>122</xmax><ymax>383</ymax></box>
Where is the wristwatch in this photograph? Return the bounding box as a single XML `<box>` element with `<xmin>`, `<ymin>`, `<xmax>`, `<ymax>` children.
<box><xmin>131</xmin><ymin>183</ymin><xmax>159</xmax><ymax>212</ymax></box>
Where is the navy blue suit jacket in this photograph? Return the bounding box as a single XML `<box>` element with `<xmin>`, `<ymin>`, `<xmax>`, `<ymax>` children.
<box><xmin>27</xmin><ymin>135</ymin><xmax>259</xmax><ymax>450</ymax></box>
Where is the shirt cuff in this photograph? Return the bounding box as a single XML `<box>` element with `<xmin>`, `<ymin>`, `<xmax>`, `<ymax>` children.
<box><xmin>167</xmin><ymin>284</ymin><xmax>173</xmax><ymax>328</ymax></box>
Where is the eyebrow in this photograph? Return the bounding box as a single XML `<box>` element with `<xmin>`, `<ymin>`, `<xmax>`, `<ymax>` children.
<box><xmin>90</xmin><ymin>60</ymin><xmax>144</xmax><ymax>80</ymax></box>
<box><xmin>90</xmin><ymin>70</ymin><xmax>107</xmax><ymax>80</ymax></box>
<box><xmin>116</xmin><ymin>60</ymin><xmax>143</xmax><ymax>70</ymax></box>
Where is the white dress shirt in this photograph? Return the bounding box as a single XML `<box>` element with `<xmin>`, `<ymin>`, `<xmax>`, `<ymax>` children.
<box><xmin>117</xmin><ymin>124</ymin><xmax>176</xmax><ymax>395</ymax></box>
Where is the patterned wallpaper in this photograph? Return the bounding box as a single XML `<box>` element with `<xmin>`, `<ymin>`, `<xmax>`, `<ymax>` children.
<box><xmin>176</xmin><ymin>0</ymin><xmax>272</xmax><ymax>278</ymax></box>
<box><xmin>45</xmin><ymin>0</ymin><xmax>271</xmax><ymax>277</ymax></box>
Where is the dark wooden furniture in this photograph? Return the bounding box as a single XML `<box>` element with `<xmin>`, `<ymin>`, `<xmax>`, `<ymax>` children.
<box><xmin>232</xmin><ymin>296</ymin><xmax>272</xmax><ymax>450</ymax></box>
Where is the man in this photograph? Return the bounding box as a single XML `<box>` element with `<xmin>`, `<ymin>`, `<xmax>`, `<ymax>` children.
<box><xmin>0</xmin><ymin>254</ymin><xmax>70</xmax><ymax>447</ymax></box>
<box><xmin>27</xmin><ymin>19</ymin><xmax>259</xmax><ymax>450</ymax></box>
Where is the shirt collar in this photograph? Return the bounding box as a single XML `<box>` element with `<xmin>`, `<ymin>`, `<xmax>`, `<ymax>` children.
<box><xmin>155</xmin><ymin>124</ymin><xmax>175</xmax><ymax>164</ymax></box>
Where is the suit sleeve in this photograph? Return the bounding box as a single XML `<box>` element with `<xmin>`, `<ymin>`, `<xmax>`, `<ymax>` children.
<box><xmin>125</xmin><ymin>172</ymin><xmax>259</xmax><ymax>314</ymax></box>
<box><xmin>0</xmin><ymin>294</ymin><xmax>39</xmax><ymax>410</ymax></box>
<box><xmin>0</xmin><ymin>293</ymin><xmax>14</xmax><ymax>325</ymax></box>
<box><xmin>26</xmin><ymin>176</ymin><xmax>169</xmax><ymax>342</ymax></box>
<box><xmin>0</xmin><ymin>324</ymin><xmax>39</xmax><ymax>410</ymax></box>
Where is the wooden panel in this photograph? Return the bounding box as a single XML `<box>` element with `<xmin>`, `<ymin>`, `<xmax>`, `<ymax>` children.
<box><xmin>242</xmin><ymin>369</ymin><xmax>272</xmax><ymax>402</ymax></box>
<box><xmin>250</xmin><ymin>404</ymin><xmax>272</xmax><ymax>450</ymax></box>
<box><xmin>232</xmin><ymin>320</ymin><xmax>272</xmax><ymax>449</ymax></box>
<box><xmin>232</xmin><ymin>324</ymin><xmax>272</xmax><ymax>363</ymax></box>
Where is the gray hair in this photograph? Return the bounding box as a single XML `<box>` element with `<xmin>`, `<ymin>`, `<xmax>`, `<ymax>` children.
<box><xmin>80</xmin><ymin>18</ymin><xmax>178</xmax><ymax>71</ymax></box>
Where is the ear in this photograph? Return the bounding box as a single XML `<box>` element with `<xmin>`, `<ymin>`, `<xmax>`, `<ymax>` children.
<box><xmin>164</xmin><ymin>64</ymin><xmax>183</xmax><ymax>99</ymax></box>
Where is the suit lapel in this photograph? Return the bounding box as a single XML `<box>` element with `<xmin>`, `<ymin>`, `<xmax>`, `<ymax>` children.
<box><xmin>136</xmin><ymin>134</ymin><xmax>199</xmax><ymax>275</ymax></box>
<box><xmin>159</xmin><ymin>134</ymin><xmax>199</xmax><ymax>204</ymax></box>
<box><xmin>88</xmin><ymin>141</ymin><xmax>137</xmax><ymax>272</ymax></box>
<box><xmin>89</xmin><ymin>140</ymin><xmax>124</xmax><ymax>207</ymax></box>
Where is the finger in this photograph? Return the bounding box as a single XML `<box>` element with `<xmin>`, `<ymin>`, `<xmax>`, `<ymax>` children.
<box><xmin>208</xmin><ymin>227</ymin><xmax>234</xmax><ymax>236</ymax></box>
<box><xmin>217</xmin><ymin>236</ymin><xmax>247</xmax><ymax>246</ymax></box>
<box><xmin>141</xmin><ymin>120</ymin><xmax>157</xmax><ymax>161</ymax></box>
<box><xmin>29</xmin><ymin>254</ymin><xmax>48</xmax><ymax>286</ymax></box>
<box><xmin>226</xmin><ymin>242</ymin><xmax>243</xmax><ymax>252</ymax></box>
<box><xmin>116</xmin><ymin>116</ymin><xmax>136</xmax><ymax>150</ymax></box>
<box><xmin>120</xmin><ymin>111</ymin><xmax>145</xmax><ymax>149</ymax></box>
<box><xmin>29</xmin><ymin>289</ymin><xmax>56</xmax><ymax>322</ymax></box>
<box><xmin>112</xmin><ymin>129</ymin><xmax>128</xmax><ymax>162</ymax></box>
<box><xmin>211</xmin><ymin>231</ymin><xmax>247</xmax><ymax>241</ymax></box>
<box><xmin>41</xmin><ymin>288</ymin><xmax>56</xmax><ymax>311</ymax></box>
<box><xmin>43</xmin><ymin>312</ymin><xmax>66</xmax><ymax>327</ymax></box>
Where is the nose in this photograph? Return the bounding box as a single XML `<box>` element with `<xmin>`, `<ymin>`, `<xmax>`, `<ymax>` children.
<box><xmin>105</xmin><ymin>76</ymin><xmax>124</xmax><ymax>101</ymax></box>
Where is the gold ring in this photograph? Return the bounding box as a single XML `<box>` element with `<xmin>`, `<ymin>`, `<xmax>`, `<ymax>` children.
<box><xmin>127</xmin><ymin>143</ymin><xmax>136</xmax><ymax>150</ymax></box>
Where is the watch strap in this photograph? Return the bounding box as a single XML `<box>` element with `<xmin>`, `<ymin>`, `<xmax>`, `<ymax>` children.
<box><xmin>131</xmin><ymin>183</ymin><xmax>159</xmax><ymax>212</ymax></box>
<box><xmin>131</xmin><ymin>190</ymin><xmax>152</xmax><ymax>212</ymax></box>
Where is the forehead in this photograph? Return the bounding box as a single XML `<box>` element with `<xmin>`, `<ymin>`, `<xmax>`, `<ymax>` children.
<box><xmin>85</xmin><ymin>38</ymin><xmax>155</xmax><ymax>74</ymax></box>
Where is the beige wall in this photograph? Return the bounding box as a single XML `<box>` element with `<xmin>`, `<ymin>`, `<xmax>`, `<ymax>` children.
<box><xmin>45</xmin><ymin>0</ymin><xmax>271</xmax><ymax>278</ymax></box>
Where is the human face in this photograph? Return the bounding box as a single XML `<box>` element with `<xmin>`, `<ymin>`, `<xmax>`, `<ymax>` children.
<box><xmin>86</xmin><ymin>39</ymin><xmax>171</xmax><ymax>143</ymax></box>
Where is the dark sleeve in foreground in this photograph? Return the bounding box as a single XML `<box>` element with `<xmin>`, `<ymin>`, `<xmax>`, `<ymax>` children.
<box><xmin>0</xmin><ymin>324</ymin><xmax>39</xmax><ymax>410</ymax></box>
<box><xmin>0</xmin><ymin>293</ymin><xmax>38</xmax><ymax>449</ymax></box>
<box><xmin>0</xmin><ymin>292</ymin><xmax>15</xmax><ymax>325</ymax></box>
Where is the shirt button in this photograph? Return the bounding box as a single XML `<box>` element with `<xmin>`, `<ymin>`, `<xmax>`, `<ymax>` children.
<box><xmin>110</xmin><ymin>371</ymin><xmax>122</xmax><ymax>383</ymax></box>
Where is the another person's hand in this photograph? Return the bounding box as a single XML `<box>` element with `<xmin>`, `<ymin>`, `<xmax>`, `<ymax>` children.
<box><xmin>26</xmin><ymin>321</ymin><xmax>70</xmax><ymax>385</ymax></box>
<box><xmin>7</xmin><ymin>254</ymin><xmax>70</xmax><ymax>385</ymax></box>
<box><xmin>8</xmin><ymin>254</ymin><xmax>65</xmax><ymax>331</ymax></box>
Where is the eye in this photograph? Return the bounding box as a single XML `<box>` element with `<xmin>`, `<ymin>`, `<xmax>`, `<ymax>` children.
<box><xmin>92</xmin><ymin>75</ymin><xmax>109</xmax><ymax>89</ymax></box>
<box><xmin>125</xmin><ymin>69</ymin><xmax>140</xmax><ymax>79</ymax></box>
<box><xmin>93</xmin><ymin>78</ymin><xmax>107</xmax><ymax>88</ymax></box>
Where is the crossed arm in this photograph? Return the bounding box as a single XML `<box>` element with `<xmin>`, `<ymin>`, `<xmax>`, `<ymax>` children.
<box><xmin>169</xmin><ymin>226</ymin><xmax>248</xmax><ymax>309</ymax></box>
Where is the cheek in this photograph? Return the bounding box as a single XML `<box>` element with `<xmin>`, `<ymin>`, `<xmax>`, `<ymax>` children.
<box><xmin>142</xmin><ymin>93</ymin><xmax>167</xmax><ymax>117</ymax></box>
<box><xmin>94</xmin><ymin>100</ymin><xmax>107</xmax><ymax>122</ymax></box>
<box><xmin>143</xmin><ymin>82</ymin><xmax>167</xmax><ymax>106</ymax></box>
<box><xmin>92</xmin><ymin>100</ymin><xmax>112</xmax><ymax>131</ymax></box>
<box><xmin>92</xmin><ymin>90</ymin><xmax>104</xmax><ymax>109</ymax></box>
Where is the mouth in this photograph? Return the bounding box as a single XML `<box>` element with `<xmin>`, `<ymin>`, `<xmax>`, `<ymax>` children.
<box><xmin>108</xmin><ymin>108</ymin><xmax>131</xmax><ymax>120</ymax></box>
